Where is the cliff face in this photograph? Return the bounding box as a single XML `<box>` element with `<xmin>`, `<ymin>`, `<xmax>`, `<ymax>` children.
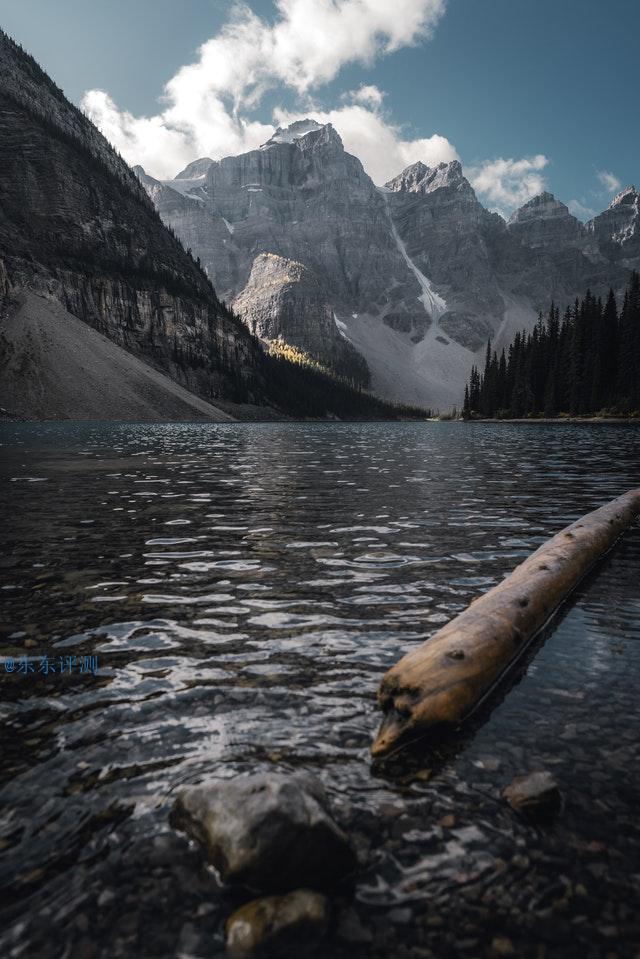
<box><xmin>0</xmin><ymin>30</ymin><xmax>263</xmax><ymax>408</ymax></box>
<box><xmin>384</xmin><ymin>160</ymin><xmax>507</xmax><ymax>349</ymax></box>
<box><xmin>233</xmin><ymin>253</ymin><xmax>369</xmax><ymax>384</ymax></box>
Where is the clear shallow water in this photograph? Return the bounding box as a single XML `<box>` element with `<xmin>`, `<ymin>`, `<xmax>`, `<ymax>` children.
<box><xmin>0</xmin><ymin>421</ymin><xmax>639</xmax><ymax>958</ymax></box>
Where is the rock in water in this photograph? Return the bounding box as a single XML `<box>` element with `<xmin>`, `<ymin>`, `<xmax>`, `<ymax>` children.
<box><xmin>502</xmin><ymin>771</ymin><xmax>562</xmax><ymax>817</ymax></box>
<box><xmin>226</xmin><ymin>889</ymin><xmax>328</xmax><ymax>959</ymax></box>
<box><xmin>170</xmin><ymin>772</ymin><xmax>356</xmax><ymax>891</ymax></box>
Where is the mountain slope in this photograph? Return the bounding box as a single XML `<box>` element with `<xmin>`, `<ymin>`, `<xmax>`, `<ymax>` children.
<box><xmin>0</xmin><ymin>291</ymin><xmax>234</xmax><ymax>421</ymax></box>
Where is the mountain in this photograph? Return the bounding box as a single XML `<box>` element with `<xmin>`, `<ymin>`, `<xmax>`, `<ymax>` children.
<box><xmin>0</xmin><ymin>33</ymin><xmax>424</xmax><ymax>422</ymax></box>
<box><xmin>141</xmin><ymin>121</ymin><xmax>639</xmax><ymax>410</ymax></box>
<box><xmin>586</xmin><ymin>186</ymin><xmax>640</xmax><ymax>264</ymax></box>
<box><xmin>0</xmin><ymin>29</ymin><xmax>265</xmax><ymax>418</ymax></box>
<box><xmin>506</xmin><ymin>192</ymin><xmax>585</xmax><ymax>251</ymax></box>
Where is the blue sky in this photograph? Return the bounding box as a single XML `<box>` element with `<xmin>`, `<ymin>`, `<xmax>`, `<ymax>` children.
<box><xmin>3</xmin><ymin>0</ymin><xmax>638</xmax><ymax>217</ymax></box>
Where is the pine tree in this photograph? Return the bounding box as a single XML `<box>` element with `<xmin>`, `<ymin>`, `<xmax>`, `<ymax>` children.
<box><xmin>462</xmin><ymin>273</ymin><xmax>639</xmax><ymax>419</ymax></box>
<box><xmin>462</xmin><ymin>384</ymin><xmax>471</xmax><ymax>418</ymax></box>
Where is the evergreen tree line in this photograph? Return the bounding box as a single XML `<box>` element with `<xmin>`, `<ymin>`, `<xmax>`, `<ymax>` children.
<box><xmin>463</xmin><ymin>271</ymin><xmax>640</xmax><ymax>418</ymax></box>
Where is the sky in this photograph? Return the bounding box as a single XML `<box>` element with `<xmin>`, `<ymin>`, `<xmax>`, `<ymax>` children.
<box><xmin>2</xmin><ymin>0</ymin><xmax>638</xmax><ymax>218</ymax></box>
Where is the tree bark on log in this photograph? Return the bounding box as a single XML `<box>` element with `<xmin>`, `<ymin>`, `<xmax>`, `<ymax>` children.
<box><xmin>372</xmin><ymin>489</ymin><xmax>640</xmax><ymax>758</ymax></box>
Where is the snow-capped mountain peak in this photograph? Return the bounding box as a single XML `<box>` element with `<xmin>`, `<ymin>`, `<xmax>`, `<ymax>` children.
<box><xmin>608</xmin><ymin>185</ymin><xmax>638</xmax><ymax>209</ymax></box>
<box><xmin>174</xmin><ymin>157</ymin><xmax>215</xmax><ymax>180</ymax></box>
<box><xmin>260</xmin><ymin>118</ymin><xmax>325</xmax><ymax>148</ymax></box>
<box><xmin>385</xmin><ymin>159</ymin><xmax>467</xmax><ymax>196</ymax></box>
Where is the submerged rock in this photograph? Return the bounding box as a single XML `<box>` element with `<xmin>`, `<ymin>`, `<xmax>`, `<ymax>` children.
<box><xmin>336</xmin><ymin>907</ymin><xmax>373</xmax><ymax>944</ymax></box>
<box><xmin>171</xmin><ymin>772</ymin><xmax>356</xmax><ymax>892</ymax></box>
<box><xmin>502</xmin><ymin>771</ymin><xmax>562</xmax><ymax>817</ymax></box>
<box><xmin>226</xmin><ymin>889</ymin><xmax>328</xmax><ymax>958</ymax></box>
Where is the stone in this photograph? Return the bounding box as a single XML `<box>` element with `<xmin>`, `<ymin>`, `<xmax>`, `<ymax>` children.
<box><xmin>502</xmin><ymin>771</ymin><xmax>562</xmax><ymax>817</ymax></box>
<box><xmin>336</xmin><ymin>907</ymin><xmax>373</xmax><ymax>944</ymax></box>
<box><xmin>171</xmin><ymin>772</ymin><xmax>357</xmax><ymax>892</ymax></box>
<box><xmin>490</xmin><ymin>936</ymin><xmax>515</xmax><ymax>956</ymax></box>
<box><xmin>225</xmin><ymin>889</ymin><xmax>328</xmax><ymax>959</ymax></box>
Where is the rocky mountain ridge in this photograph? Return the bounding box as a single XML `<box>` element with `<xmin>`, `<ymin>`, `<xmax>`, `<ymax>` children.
<box><xmin>139</xmin><ymin>121</ymin><xmax>639</xmax><ymax>409</ymax></box>
<box><xmin>0</xmin><ymin>29</ymin><xmax>267</xmax><ymax>414</ymax></box>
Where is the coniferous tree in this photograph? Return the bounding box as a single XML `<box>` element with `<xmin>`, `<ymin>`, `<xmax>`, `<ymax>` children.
<box><xmin>463</xmin><ymin>272</ymin><xmax>640</xmax><ymax>418</ymax></box>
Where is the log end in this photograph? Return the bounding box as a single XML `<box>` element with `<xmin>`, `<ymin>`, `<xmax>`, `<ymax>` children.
<box><xmin>371</xmin><ymin>670</ymin><xmax>471</xmax><ymax>757</ymax></box>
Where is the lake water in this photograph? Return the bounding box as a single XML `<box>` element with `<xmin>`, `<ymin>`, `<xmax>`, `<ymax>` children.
<box><xmin>1</xmin><ymin>422</ymin><xmax>639</xmax><ymax>958</ymax></box>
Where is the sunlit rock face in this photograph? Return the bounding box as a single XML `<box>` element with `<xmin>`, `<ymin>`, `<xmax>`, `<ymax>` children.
<box><xmin>233</xmin><ymin>253</ymin><xmax>369</xmax><ymax>385</ymax></box>
<box><xmin>140</xmin><ymin>120</ymin><xmax>640</xmax><ymax>409</ymax></box>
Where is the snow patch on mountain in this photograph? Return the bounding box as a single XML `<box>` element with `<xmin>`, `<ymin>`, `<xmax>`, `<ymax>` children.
<box><xmin>261</xmin><ymin>119</ymin><xmax>324</xmax><ymax>147</ymax></box>
<box><xmin>609</xmin><ymin>185</ymin><xmax>637</xmax><ymax>209</ymax></box>
<box><xmin>162</xmin><ymin>177</ymin><xmax>207</xmax><ymax>198</ymax></box>
<box><xmin>382</xmin><ymin>192</ymin><xmax>446</xmax><ymax>322</ymax></box>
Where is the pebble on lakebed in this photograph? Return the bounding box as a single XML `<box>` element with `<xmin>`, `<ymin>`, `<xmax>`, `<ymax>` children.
<box><xmin>226</xmin><ymin>889</ymin><xmax>328</xmax><ymax>959</ymax></box>
<box><xmin>502</xmin><ymin>771</ymin><xmax>562</xmax><ymax>818</ymax></box>
<box><xmin>170</xmin><ymin>772</ymin><xmax>357</xmax><ymax>892</ymax></box>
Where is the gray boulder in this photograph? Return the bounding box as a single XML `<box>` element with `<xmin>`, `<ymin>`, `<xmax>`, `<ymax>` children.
<box><xmin>226</xmin><ymin>889</ymin><xmax>328</xmax><ymax>958</ymax></box>
<box><xmin>502</xmin><ymin>771</ymin><xmax>562</xmax><ymax>818</ymax></box>
<box><xmin>170</xmin><ymin>772</ymin><xmax>357</xmax><ymax>892</ymax></box>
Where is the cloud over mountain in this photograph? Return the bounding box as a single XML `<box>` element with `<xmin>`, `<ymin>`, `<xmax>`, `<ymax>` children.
<box><xmin>83</xmin><ymin>0</ymin><xmax>449</xmax><ymax>179</ymax></box>
<box><xmin>467</xmin><ymin>155</ymin><xmax>549</xmax><ymax>214</ymax></box>
<box><xmin>82</xmin><ymin>0</ymin><xmax>548</xmax><ymax>211</ymax></box>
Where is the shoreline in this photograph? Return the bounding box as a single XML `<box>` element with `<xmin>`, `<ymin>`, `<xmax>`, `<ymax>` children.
<box><xmin>461</xmin><ymin>416</ymin><xmax>640</xmax><ymax>424</ymax></box>
<box><xmin>2</xmin><ymin>412</ymin><xmax>639</xmax><ymax>425</ymax></box>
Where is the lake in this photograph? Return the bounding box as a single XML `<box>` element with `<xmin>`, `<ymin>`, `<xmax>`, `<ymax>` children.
<box><xmin>1</xmin><ymin>421</ymin><xmax>639</xmax><ymax>958</ymax></box>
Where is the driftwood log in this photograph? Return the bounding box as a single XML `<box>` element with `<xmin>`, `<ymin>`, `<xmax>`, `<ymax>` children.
<box><xmin>372</xmin><ymin>489</ymin><xmax>640</xmax><ymax>758</ymax></box>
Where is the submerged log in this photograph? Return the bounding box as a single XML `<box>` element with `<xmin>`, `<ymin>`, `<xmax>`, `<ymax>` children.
<box><xmin>372</xmin><ymin>489</ymin><xmax>640</xmax><ymax>758</ymax></box>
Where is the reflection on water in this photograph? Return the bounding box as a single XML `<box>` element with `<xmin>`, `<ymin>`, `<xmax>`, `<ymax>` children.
<box><xmin>0</xmin><ymin>422</ymin><xmax>639</xmax><ymax>957</ymax></box>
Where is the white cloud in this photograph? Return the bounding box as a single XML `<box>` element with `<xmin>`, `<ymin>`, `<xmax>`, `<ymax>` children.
<box><xmin>84</xmin><ymin>88</ymin><xmax>273</xmax><ymax>179</ymax></box>
<box><xmin>82</xmin><ymin>0</ymin><xmax>547</xmax><ymax>203</ymax></box>
<box><xmin>82</xmin><ymin>0</ymin><xmax>446</xmax><ymax>179</ymax></box>
<box><xmin>567</xmin><ymin>198</ymin><xmax>596</xmax><ymax>221</ymax></box>
<box><xmin>347</xmin><ymin>84</ymin><xmax>386</xmax><ymax>107</ymax></box>
<box><xmin>468</xmin><ymin>155</ymin><xmax>549</xmax><ymax>213</ymax></box>
<box><xmin>597</xmin><ymin>169</ymin><xmax>621</xmax><ymax>193</ymax></box>
<box><xmin>267</xmin><ymin>0</ymin><xmax>446</xmax><ymax>91</ymax></box>
<box><xmin>273</xmin><ymin>103</ymin><xmax>458</xmax><ymax>183</ymax></box>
